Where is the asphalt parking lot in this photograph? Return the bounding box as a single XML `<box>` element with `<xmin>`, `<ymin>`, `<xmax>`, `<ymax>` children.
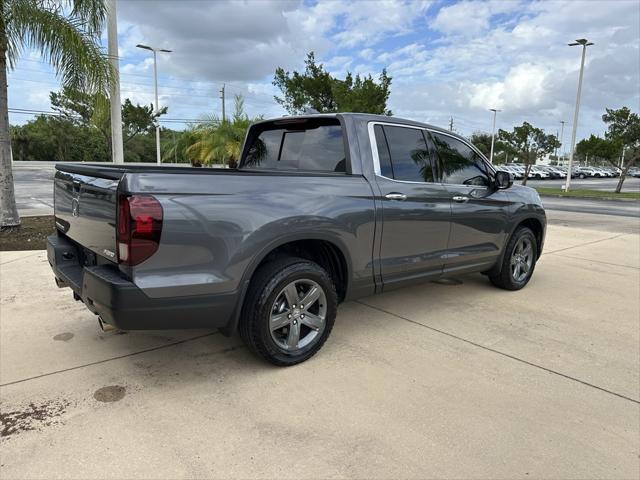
<box><xmin>1</xmin><ymin>210</ymin><xmax>638</xmax><ymax>479</ymax></box>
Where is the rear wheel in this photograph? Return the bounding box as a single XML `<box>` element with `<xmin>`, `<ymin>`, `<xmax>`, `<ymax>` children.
<box><xmin>489</xmin><ymin>227</ymin><xmax>538</xmax><ymax>290</ymax></box>
<box><xmin>239</xmin><ymin>256</ymin><xmax>337</xmax><ymax>366</ymax></box>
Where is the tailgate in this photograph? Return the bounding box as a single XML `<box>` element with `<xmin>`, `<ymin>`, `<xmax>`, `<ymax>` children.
<box><xmin>54</xmin><ymin>167</ymin><xmax>121</xmax><ymax>262</ymax></box>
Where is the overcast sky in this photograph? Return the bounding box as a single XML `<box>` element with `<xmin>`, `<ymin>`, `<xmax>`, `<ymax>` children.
<box><xmin>9</xmin><ymin>0</ymin><xmax>640</xmax><ymax>147</ymax></box>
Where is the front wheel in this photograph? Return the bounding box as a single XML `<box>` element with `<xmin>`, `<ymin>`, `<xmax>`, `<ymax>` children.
<box><xmin>239</xmin><ymin>256</ymin><xmax>337</xmax><ymax>366</ymax></box>
<box><xmin>489</xmin><ymin>227</ymin><xmax>538</xmax><ymax>290</ymax></box>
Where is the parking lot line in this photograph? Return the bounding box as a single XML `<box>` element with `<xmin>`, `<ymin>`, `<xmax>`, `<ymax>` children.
<box><xmin>356</xmin><ymin>300</ymin><xmax>639</xmax><ymax>404</ymax></box>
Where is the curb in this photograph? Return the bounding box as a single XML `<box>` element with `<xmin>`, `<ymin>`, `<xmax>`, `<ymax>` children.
<box><xmin>538</xmin><ymin>193</ymin><xmax>640</xmax><ymax>202</ymax></box>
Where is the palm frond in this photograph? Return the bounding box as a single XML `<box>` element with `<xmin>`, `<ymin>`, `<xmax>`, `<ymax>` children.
<box><xmin>5</xmin><ymin>0</ymin><xmax>111</xmax><ymax>94</ymax></box>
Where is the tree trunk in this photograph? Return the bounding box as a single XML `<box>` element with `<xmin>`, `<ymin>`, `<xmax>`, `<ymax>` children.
<box><xmin>521</xmin><ymin>163</ymin><xmax>531</xmax><ymax>186</ymax></box>
<box><xmin>615</xmin><ymin>162</ymin><xmax>633</xmax><ymax>194</ymax></box>
<box><xmin>0</xmin><ymin>43</ymin><xmax>20</xmax><ymax>227</ymax></box>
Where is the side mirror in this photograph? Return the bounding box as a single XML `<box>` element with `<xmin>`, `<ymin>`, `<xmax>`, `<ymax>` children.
<box><xmin>494</xmin><ymin>170</ymin><xmax>513</xmax><ymax>189</ymax></box>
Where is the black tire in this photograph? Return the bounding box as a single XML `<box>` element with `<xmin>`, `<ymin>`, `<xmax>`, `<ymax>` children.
<box><xmin>489</xmin><ymin>226</ymin><xmax>538</xmax><ymax>291</ymax></box>
<box><xmin>239</xmin><ymin>256</ymin><xmax>337</xmax><ymax>366</ymax></box>
<box><xmin>579</xmin><ymin>173</ymin><xmax>586</xmax><ymax>179</ymax></box>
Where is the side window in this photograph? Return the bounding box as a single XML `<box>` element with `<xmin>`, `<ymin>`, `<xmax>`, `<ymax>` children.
<box><xmin>431</xmin><ymin>133</ymin><xmax>489</xmax><ymax>186</ymax></box>
<box><xmin>381</xmin><ymin>125</ymin><xmax>435</xmax><ymax>182</ymax></box>
<box><xmin>373</xmin><ymin>125</ymin><xmax>394</xmax><ymax>178</ymax></box>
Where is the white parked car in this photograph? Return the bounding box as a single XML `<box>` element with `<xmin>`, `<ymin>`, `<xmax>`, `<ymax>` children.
<box><xmin>530</xmin><ymin>166</ymin><xmax>550</xmax><ymax>179</ymax></box>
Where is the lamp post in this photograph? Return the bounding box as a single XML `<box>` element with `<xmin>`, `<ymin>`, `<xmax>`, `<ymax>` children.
<box><xmin>488</xmin><ymin>108</ymin><xmax>500</xmax><ymax>164</ymax></box>
<box><xmin>564</xmin><ymin>39</ymin><xmax>593</xmax><ymax>191</ymax></box>
<box><xmin>136</xmin><ymin>44</ymin><xmax>172</xmax><ymax>164</ymax></box>
<box><xmin>558</xmin><ymin>120</ymin><xmax>566</xmax><ymax>161</ymax></box>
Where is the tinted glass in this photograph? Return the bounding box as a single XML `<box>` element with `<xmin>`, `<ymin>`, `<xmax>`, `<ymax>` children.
<box><xmin>374</xmin><ymin>125</ymin><xmax>394</xmax><ymax>178</ymax></box>
<box><xmin>431</xmin><ymin>133</ymin><xmax>489</xmax><ymax>186</ymax></box>
<box><xmin>243</xmin><ymin>121</ymin><xmax>346</xmax><ymax>172</ymax></box>
<box><xmin>383</xmin><ymin>126</ymin><xmax>434</xmax><ymax>182</ymax></box>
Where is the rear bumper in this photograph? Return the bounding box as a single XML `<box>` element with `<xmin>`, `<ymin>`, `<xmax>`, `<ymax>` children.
<box><xmin>47</xmin><ymin>233</ymin><xmax>236</xmax><ymax>331</ymax></box>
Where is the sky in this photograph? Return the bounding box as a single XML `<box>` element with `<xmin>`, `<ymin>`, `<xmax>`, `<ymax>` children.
<box><xmin>8</xmin><ymin>0</ymin><xmax>640</xmax><ymax>150</ymax></box>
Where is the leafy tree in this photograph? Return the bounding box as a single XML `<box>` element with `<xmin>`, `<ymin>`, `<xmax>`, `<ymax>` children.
<box><xmin>273</xmin><ymin>52</ymin><xmax>392</xmax><ymax>115</ymax></box>
<box><xmin>470</xmin><ymin>131</ymin><xmax>514</xmax><ymax>164</ymax></box>
<box><xmin>602</xmin><ymin>106</ymin><xmax>639</xmax><ymax>193</ymax></box>
<box><xmin>1</xmin><ymin>0</ymin><xmax>112</xmax><ymax>227</ymax></box>
<box><xmin>11</xmin><ymin>115</ymin><xmax>107</xmax><ymax>162</ymax></box>
<box><xmin>51</xmin><ymin>86</ymin><xmax>166</xmax><ymax>154</ymax></box>
<box><xmin>575</xmin><ymin>134</ymin><xmax>621</xmax><ymax>165</ymax></box>
<box><xmin>470</xmin><ymin>132</ymin><xmax>492</xmax><ymax>157</ymax></box>
<box><xmin>498</xmin><ymin>122</ymin><xmax>560</xmax><ymax>185</ymax></box>
<box><xmin>162</xmin><ymin>127</ymin><xmax>201</xmax><ymax>164</ymax></box>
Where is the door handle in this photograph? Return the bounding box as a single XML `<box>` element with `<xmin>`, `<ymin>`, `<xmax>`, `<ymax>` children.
<box><xmin>452</xmin><ymin>196</ymin><xmax>469</xmax><ymax>203</ymax></box>
<box><xmin>385</xmin><ymin>193</ymin><xmax>407</xmax><ymax>201</ymax></box>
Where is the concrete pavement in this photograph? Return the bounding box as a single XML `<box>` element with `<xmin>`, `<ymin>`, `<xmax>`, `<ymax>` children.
<box><xmin>0</xmin><ymin>215</ymin><xmax>639</xmax><ymax>479</ymax></box>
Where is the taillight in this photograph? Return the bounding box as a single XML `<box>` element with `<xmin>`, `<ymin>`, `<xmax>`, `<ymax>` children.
<box><xmin>117</xmin><ymin>194</ymin><xmax>163</xmax><ymax>266</ymax></box>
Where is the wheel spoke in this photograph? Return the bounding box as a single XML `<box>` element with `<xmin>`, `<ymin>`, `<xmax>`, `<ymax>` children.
<box><xmin>513</xmin><ymin>263</ymin><xmax>520</xmax><ymax>279</ymax></box>
<box><xmin>515</xmin><ymin>241</ymin><xmax>523</xmax><ymax>255</ymax></box>
<box><xmin>299</xmin><ymin>286</ymin><xmax>320</xmax><ymax>309</ymax></box>
<box><xmin>301</xmin><ymin>312</ymin><xmax>323</xmax><ymax>331</ymax></box>
<box><xmin>522</xmin><ymin>244</ymin><xmax>532</xmax><ymax>258</ymax></box>
<box><xmin>283</xmin><ymin>283</ymin><xmax>299</xmax><ymax>307</ymax></box>
<box><xmin>287</xmin><ymin>321</ymin><xmax>301</xmax><ymax>348</ymax></box>
<box><xmin>270</xmin><ymin>312</ymin><xmax>291</xmax><ymax>331</ymax></box>
<box><xmin>521</xmin><ymin>261</ymin><xmax>530</xmax><ymax>274</ymax></box>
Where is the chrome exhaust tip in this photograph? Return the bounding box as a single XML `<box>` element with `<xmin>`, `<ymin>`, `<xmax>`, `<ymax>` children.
<box><xmin>98</xmin><ymin>316</ymin><xmax>116</xmax><ymax>333</ymax></box>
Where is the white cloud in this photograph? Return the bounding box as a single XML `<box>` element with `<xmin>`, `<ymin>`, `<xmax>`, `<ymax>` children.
<box><xmin>7</xmin><ymin>0</ymin><xmax>639</xmax><ymax>140</ymax></box>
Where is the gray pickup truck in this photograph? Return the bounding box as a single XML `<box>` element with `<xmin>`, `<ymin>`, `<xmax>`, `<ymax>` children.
<box><xmin>47</xmin><ymin>113</ymin><xmax>546</xmax><ymax>365</ymax></box>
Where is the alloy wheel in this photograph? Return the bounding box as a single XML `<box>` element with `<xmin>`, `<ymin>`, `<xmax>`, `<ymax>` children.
<box><xmin>269</xmin><ymin>279</ymin><xmax>327</xmax><ymax>351</ymax></box>
<box><xmin>511</xmin><ymin>237</ymin><xmax>533</xmax><ymax>283</ymax></box>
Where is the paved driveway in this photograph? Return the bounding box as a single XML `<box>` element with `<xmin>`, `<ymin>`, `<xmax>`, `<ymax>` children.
<box><xmin>1</xmin><ymin>213</ymin><xmax>639</xmax><ymax>479</ymax></box>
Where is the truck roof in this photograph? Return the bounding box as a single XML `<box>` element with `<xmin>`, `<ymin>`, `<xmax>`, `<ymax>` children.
<box><xmin>251</xmin><ymin>112</ymin><xmax>460</xmax><ymax>138</ymax></box>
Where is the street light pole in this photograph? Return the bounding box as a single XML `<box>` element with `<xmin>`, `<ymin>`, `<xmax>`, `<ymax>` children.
<box><xmin>136</xmin><ymin>44</ymin><xmax>172</xmax><ymax>165</ymax></box>
<box><xmin>558</xmin><ymin>120</ymin><xmax>566</xmax><ymax>160</ymax></box>
<box><xmin>488</xmin><ymin>108</ymin><xmax>500</xmax><ymax>164</ymax></box>
<box><xmin>564</xmin><ymin>39</ymin><xmax>593</xmax><ymax>191</ymax></box>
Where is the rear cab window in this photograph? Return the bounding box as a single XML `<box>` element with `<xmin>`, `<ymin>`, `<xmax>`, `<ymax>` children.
<box><xmin>241</xmin><ymin>118</ymin><xmax>347</xmax><ymax>173</ymax></box>
<box><xmin>373</xmin><ymin>124</ymin><xmax>436</xmax><ymax>183</ymax></box>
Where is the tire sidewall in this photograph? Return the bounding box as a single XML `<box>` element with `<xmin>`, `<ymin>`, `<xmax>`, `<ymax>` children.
<box><xmin>255</xmin><ymin>263</ymin><xmax>337</xmax><ymax>365</ymax></box>
<box><xmin>505</xmin><ymin>228</ymin><xmax>538</xmax><ymax>289</ymax></box>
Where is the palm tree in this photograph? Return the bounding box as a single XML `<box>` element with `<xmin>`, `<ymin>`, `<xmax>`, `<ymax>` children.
<box><xmin>186</xmin><ymin>96</ymin><xmax>257</xmax><ymax>168</ymax></box>
<box><xmin>1</xmin><ymin>0</ymin><xmax>112</xmax><ymax>227</ymax></box>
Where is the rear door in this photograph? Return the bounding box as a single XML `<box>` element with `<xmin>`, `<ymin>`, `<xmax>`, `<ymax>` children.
<box><xmin>54</xmin><ymin>167</ymin><xmax>120</xmax><ymax>261</ymax></box>
<box><xmin>370</xmin><ymin>123</ymin><xmax>451</xmax><ymax>288</ymax></box>
<box><xmin>429</xmin><ymin>131</ymin><xmax>511</xmax><ymax>273</ymax></box>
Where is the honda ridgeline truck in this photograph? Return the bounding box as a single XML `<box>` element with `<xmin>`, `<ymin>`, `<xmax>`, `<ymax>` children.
<box><xmin>47</xmin><ymin>113</ymin><xmax>546</xmax><ymax>365</ymax></box>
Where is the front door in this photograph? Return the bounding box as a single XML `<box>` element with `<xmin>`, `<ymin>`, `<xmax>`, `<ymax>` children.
<box><xmin>429</xmin><ymin>131</ymin><xmax>511</xmax><ymax>274</ymax></box>
<box><xmin>371</xmin><ymin>124</ymin><xmax>451</xmax><ymax>289</ymax></box>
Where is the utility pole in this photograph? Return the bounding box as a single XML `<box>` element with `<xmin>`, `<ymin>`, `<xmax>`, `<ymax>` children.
<box><xmin>136</xmin><ymin>44</ymin><xmax>172</xmax><ymax>164</ymax></box>
<box><xmin>220</xmin><ymin>84</ymin><xmax>226</xmax><ymax>122</ymax></box>
<box><xmin>488</xmin><ymin>108</ymin><xmax>500</xmax><ymax>164</ymax></box>
<box><xmin>106</xmin><ymin>0</ymin><xmax>124</xmax><ymax>164</ymax></box>
<box><xmin>564</xmin><ymin>39</ymin><xmax>593</xmax><ymax>191</ymax></box>
<box><xmin>449</xmin><ymin>117</ymin><xmax>453</xmax><ymax>132</ymax></box>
